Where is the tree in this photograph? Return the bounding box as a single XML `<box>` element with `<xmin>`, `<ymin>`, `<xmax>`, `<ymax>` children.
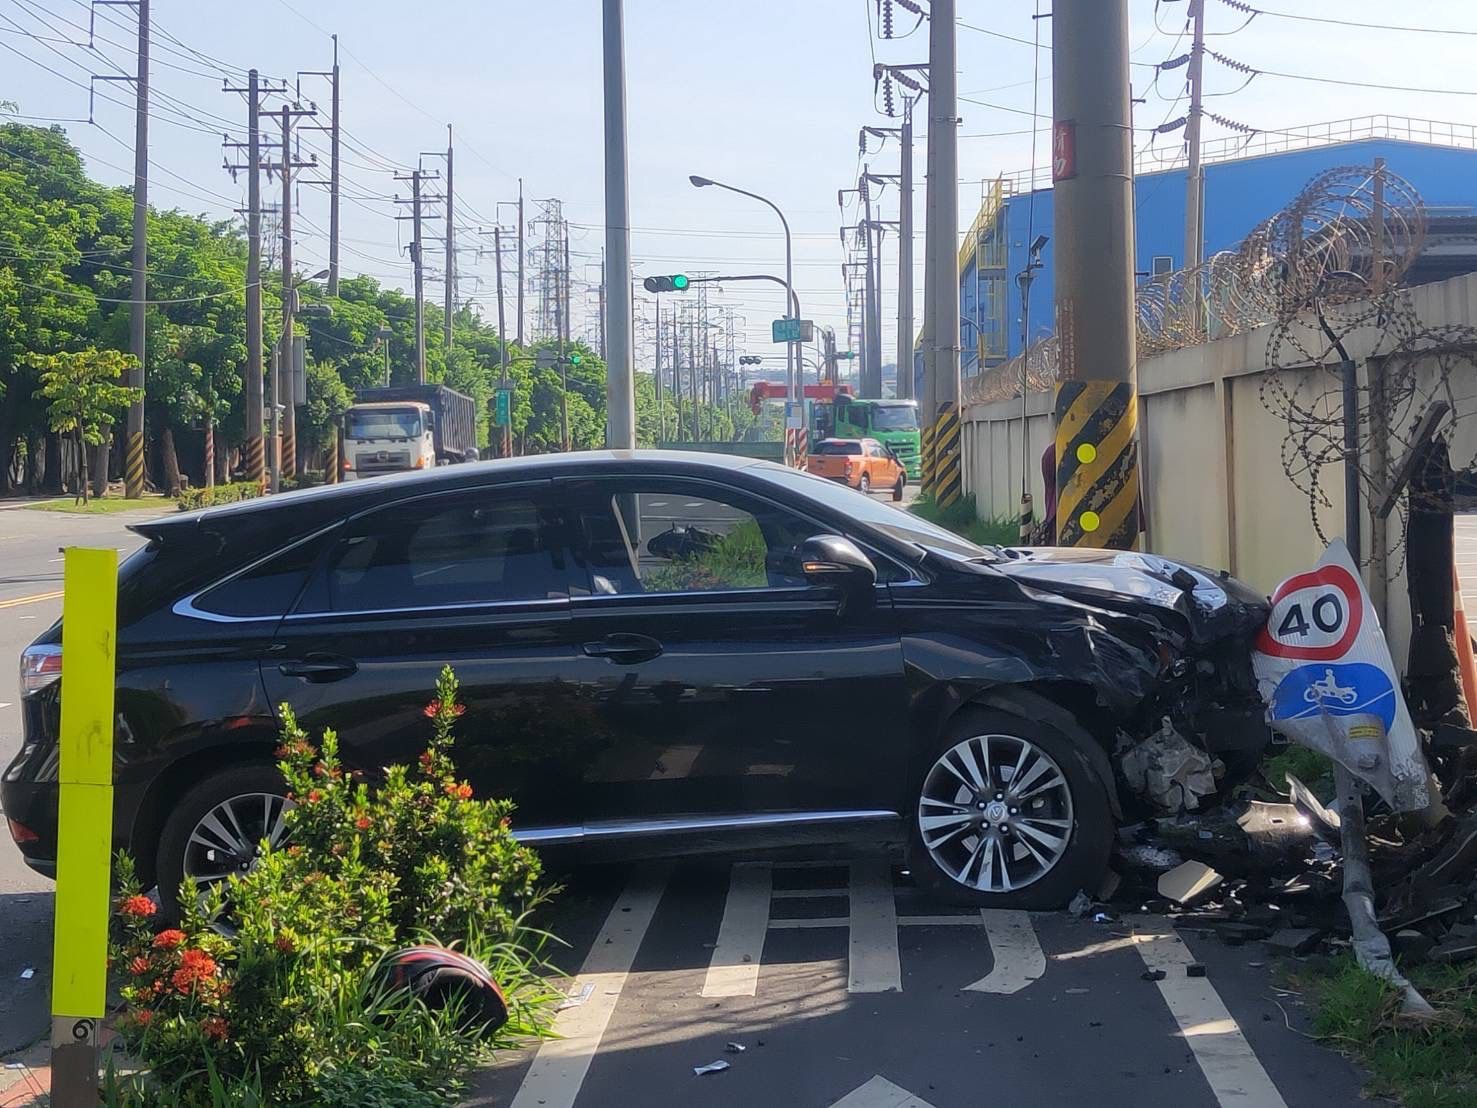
<box><xmin>32</xmin><ymin>348</ymin><xmax>140</xmax><ymax>502</ymax></box>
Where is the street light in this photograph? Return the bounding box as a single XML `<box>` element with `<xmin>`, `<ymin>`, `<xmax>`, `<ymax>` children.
<box><xmin>688</xmin><ymin>174</ymin><xmax>800</xmax><ymax>452</ymax></box>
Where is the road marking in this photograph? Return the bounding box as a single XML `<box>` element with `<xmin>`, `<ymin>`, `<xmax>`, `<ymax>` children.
<box><xmin>771</xmin><ymin>887</ymin><xmax>847</xmax><ymax>900</ymax></box>
<box><xmin>1129</xmin><ymin>919</ymin><xmax>1288</xmax><ymax>1108</ymax></box>
<box><xmin>848</xmin><ymin>860</ymin><xmax>900</xmax><ymax>993</ymax></box>
<box><xmin>702</xmin><ymin>862</ymin><xmax>771</xmax><ymax>997</ymax></box>
<box><xmin>964</xmin><ymin>910</ymin><xmax>1046</xmax><ymax>994</ymax></box>
<box><xmin>830</xmin><ymin>1075</ymin><xmax>939</xmax><ymax>1108</ymax></box>
<box><xmin>509</xmin><ymin>866</ymin><xmax>668</xmax><ymax>1108</ymax></box>
<box><xmin>0</xmin><ymin>590</ymin><xmax>63</xmax><ymax>610</ymax></box>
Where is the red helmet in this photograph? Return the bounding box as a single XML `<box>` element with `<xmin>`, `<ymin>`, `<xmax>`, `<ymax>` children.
<box><xmin>376</xmin><ymin>945</ymin><xmax>509</xmax><ymax>1033</ymax></box>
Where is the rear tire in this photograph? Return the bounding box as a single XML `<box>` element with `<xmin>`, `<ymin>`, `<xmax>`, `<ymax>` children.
<box><xmin>892</xmin><ymin>474</ymin><xmax>906</xmax><ymax>502</ymax></box>
<box><xmin>155</xmin><ymin>763</ymin><xmax>290</xmax><ymax>922</ymax></box>
<box><xmin>907</xmin><ymin>707</ymin><xmax>1113</xmax><ymax>909</ymax></box>
<box><xmin>858</xmin><ymin>472</ymin><xmax>871</xmax><ymax>495</ymax></box>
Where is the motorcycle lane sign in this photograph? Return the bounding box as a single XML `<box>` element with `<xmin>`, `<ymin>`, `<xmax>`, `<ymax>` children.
<box><xmin>1252</xmin><ymin>539</ymin><xmax>1432</xmax><ymax>812</ymax></box>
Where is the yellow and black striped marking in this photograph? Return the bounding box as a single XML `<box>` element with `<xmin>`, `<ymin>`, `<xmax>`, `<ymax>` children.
<box><xmin>919</xmin><ymin>418</ymin><xmax>937</xmax><ymax>497</ymax></box>
<box><xmin>1018</xmin><ymin>492</ymin><xmax>1034</xmax><ymax>543</ymax></box>
<box><xmin>244</xmin><ymin>435</ymin><xmax>265</xmax><ymax>488</ymax></box>
<box><xmin>1053</xmin><ymin>379</ymin><xmax>1141</xmax><ymax>549</ymax></box>
<box><xmin>932</xmin><ymin>402</ymin><xmax>962</xmax><ymax>509</ymax></box>
<box><xmin>326</xmin><ymin>430</ymin><xmax>339</xmax><ymax>484</ymax></box>
<box><xmin>124</xmin><ymin>431</ymin><xmax>145</xmax><ymax>498</ymax></box>
<box><xmin>282</xmin><ymin>424</ymin><xmax>296</xmax><ymax>482</ymax></box>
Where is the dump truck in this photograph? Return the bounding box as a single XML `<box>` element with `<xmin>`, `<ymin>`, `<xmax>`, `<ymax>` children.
<box><xmin>340</xmin><ymin>384</ymin><xmax>477</xmax><ymax>480</ymax></box>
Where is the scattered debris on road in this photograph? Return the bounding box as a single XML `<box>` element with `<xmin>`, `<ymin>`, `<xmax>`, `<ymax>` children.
<box><xmin>1158</xmin><ymin>860</ymin><xmax>1223</xmax><ymax>905</ymax></box>
<box><xmin>693</xmin><ymin>1060</ymin><xmax>731</xmax><ymax>1076</ymax></box>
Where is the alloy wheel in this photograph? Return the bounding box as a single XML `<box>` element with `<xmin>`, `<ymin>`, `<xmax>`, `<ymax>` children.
<box><xmin>917</xmin><ymin>733</ymin><xmax>1074</xmax><ymax>894</ymax></box>
<box><xmin>182</xmin><ymin>791</ymin><xmax>293</xmax><ymax>895</ymax></box>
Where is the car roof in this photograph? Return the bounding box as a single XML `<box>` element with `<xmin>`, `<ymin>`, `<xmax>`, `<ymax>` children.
<box><xmin>131</xmin><ymin>450</ymin><xmax>771</xmax><ymax>539</ymax></box>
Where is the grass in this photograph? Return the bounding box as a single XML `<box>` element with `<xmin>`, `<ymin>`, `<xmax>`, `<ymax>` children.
<box><xmin>909</xmin><ymin>492</ymin><xmax>1020</xmax><ymax>547</ymax></box>
<box><xmin>25</xmin><ymin>495</ymin><xmax>166</xmax><ymax>514</ymax></box>
<box><xmin>1260</xmin><ymin>744</ymin><xmax>1336</xmax><ymax>797</ymax></box>
<box><xmin>1293</xmin><ymin>956</ymin><xmax>1477</xmax><ymax>1108</ymax></box>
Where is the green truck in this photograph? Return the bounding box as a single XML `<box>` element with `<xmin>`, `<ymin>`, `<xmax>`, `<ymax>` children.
<box><xmin>822</xmin><ymin>397</ymin><xmax>922</xmax><ymax>479</ymax></box>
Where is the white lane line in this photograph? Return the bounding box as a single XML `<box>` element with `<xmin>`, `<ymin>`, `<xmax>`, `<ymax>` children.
<box><xmin>848</xmin><ymin>860</ymin><xmax>900</xmax><ymax>993</ymax></box>
<box><xmin>701</xmin><ymin>862</ymin><xmax>772</xmax><ymax>997</ymax></box>
<box><xmin>509</xmin><ymin>866</ymin><xmax>668</xmax><ymax>1108</ymax></box>
<box><xmin>771</xmin><ymin>887</ymin><xmax>847</xmax><ymax>899</ymax></box>
<box><xmin>1129</xmin><ymin>920</ymin><xmax>1288</xmax><ymax>1108</ymax></box>
<box><xmin>769</xmin><ymin>917</ymin><xmax>847</xmax><ymax>929</ymax></box>
<box><xmin>830</xmin><ymin>1074</ymin><xmax>939</xmax><ymax>1108</ymax></box>
<box><xmin>896</xmin><ymin>915</ymin><xmax>986</xmax><ymax>927</ymax></box>
<box><xmin>964</xmin><ymin>910</ymin><xmax>1046</xmax><ymax>994</ymax></box>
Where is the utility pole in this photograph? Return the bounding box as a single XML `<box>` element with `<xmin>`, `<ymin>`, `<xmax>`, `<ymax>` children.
<box><xmin>277</xmin><ymin>103</ymin><xmax>316</xmax><ymax>483</ymax></box>
<box><xmin>516</xmin><ymin>179</ymin><xmax>525</xmax><ymax>347</ymax></box>
<box><xmin>922</xmin><ymin>0</ymin><xmax>961</xmax><ymax>507</ymax></box>
<box><xmin>861</xmin><ymin>167</ymin><xmax>883</xmax><ymax>400</ymax></box>
<box><xmin>298</xmin><ymin>39</ymin><xmax>341</xmax><ymax>296</ymax></box>
<box><xmin>444</xmin><ymin>126</ymin><xmax>454</xmax><ymax>352</ymax></box>
<box><xmin>395</xmin><ymin>168</ymin><xmax>436</xmax><ymax>382</ymax></box>
<box><xmin>898</xmin><ymin>98</ymin><xmax>914</xmax><ymax>399</ymax></box>
<box><xmin>561</xmin><ymin>222</ymin><xmax>570</xmax><ymax>450</ymax></box>
<box><xmin>1184</xmin><ymin>0</ymin><xmax>1206</xmax><ymax>272</ymax></box>
<box><xmin>117</xmin><ymin>0</ymin><xmax>148</xmax><ymax>497</ymax></box>
<box><xmin>599</xmin><ymin>0</ymin><xmax>629</xmax><ymax>452</ymax></box>
<box><xmin>493</xmin><ymin>225</ymin><xmax>511</xmax><ymax>458</ymax></box>
<box><xmin>1052</xmin><ymin>0</ymin><xmax>1141</xmax><ymax>549</ymax></box>
<box><xmin>223</xmin><ymin>68</ymin><xmax>279</xmax><ymax>491</ymax></box>
<box><xmin>654</xmin><ymin>296</ymin><xmax>664</xmax><ymax>441</ymax></box>
<box><xmin>688</xmin><ymin>312</ymin><xmax>699</xmax><ymax>441</ymax></box>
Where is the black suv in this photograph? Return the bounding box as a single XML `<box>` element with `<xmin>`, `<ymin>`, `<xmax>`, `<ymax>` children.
<box><xmin>4</xmin><ymin>451</ymin><xmax>1270</xmax><ymax>910</ymax></box>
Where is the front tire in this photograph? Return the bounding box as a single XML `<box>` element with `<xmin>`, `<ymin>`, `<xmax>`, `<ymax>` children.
<box><xmin>858</xmin><ymin>472</ymin><xmax>871</xmax><ymax>495</ymax></box>
<box><xmin>155</xmin><ymin>764</ymin><xmax>291</xmax><ymax>921</ymax></box>
<box><xmin>892</xmin><ymin>474</ymin><xmax>906</xmax><ymax>501</ymax></box>
<box><xmin>907</xmin><ymin>707</ymin><xmax>1113</xmax><ymax>909</ymax></box>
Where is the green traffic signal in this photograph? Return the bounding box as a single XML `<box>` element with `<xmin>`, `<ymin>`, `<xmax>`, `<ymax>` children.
<box><xmin>568</xmin><ymin>353</ymin><xmax>583</xmax><ymax>366</ymax></box>
<box><xmin>642</xmin><ymin>274</ymin><xmax>691</xmax><ymax>293</ymax></box>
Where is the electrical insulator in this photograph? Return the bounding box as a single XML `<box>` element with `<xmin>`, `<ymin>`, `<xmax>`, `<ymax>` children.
<box><xmin>883</xmin><ymin>74</ymin><xmax>895</xmax><ymax>117</ymax></box>
<box><xmin>882</xmin><ymin>0</ymin><xmax>894</xmax><ymax>38</ymax></box>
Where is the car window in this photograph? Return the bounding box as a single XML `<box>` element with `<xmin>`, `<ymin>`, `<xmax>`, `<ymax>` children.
<box><xmin>576</xmin><ymin>486</ymin><xmax>814</xmax><ymax>596</ymax></box>
<box><xmin>194</xmin><ymin>536</ymin><xmax>326</xmax><ymax>618</ymax></box>
<box><xmin>300</xmin><ymin>494</ymin><xmax>569</xmax><ymax>613</ymax></box>
<box><xmin>815</xmin><ymin>441</ymin><xmax>862</xmax><ymax>456</ymax></box>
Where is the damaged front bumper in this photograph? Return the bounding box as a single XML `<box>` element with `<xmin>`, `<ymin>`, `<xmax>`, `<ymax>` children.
<box><xmin>993</xmin><ymin>547</ymin><xmax>1274</xmax><ymax>813</ymax></box>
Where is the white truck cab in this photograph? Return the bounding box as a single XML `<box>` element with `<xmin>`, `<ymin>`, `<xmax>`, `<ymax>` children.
<box><xmin>340</xmin><ymin>401</ymin><xmax>436</xmax><ymax>480</ymax></box>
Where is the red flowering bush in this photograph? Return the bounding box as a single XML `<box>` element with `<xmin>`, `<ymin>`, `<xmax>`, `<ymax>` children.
<box><xmin>108</xmin><ymin>665</ymin><xmax>554</xmax><ymax>1106</ymax></box>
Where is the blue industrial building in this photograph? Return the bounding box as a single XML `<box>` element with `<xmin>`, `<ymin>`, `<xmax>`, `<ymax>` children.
<box><xmin>958</xmin><ymin>119</ymin><xmax>1477</xmax><ymax>376</ymax></box>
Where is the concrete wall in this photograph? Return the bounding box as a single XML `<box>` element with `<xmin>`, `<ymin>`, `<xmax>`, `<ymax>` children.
<box><xmin>961</xmin><ymin>271</ymin><xmax>1477</xmax><ymax>669</ymax></box>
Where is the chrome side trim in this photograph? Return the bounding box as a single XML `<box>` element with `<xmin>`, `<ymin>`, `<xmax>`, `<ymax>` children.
<box><xmin>172</xmin><ymin>521</ymin><xmax>345</xmax><ymax>625</ymax></box>
<box><xmin>512</xmin><ymin>809</ymin><xmax>898</xmax><ymax>846</ymax></box>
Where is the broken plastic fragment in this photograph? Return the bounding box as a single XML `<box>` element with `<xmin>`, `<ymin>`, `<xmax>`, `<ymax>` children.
<box><xmin>694</xmin><ymin>1061</ymin><xmax>731</xmax><ymax>1076</ymax></box>
<box><xmin>1158</xmin><ymin>860</ymin><xmax>1223</xmax><ymax>905</ymax></box>
<box><xmin>1119</xmin><ymin>717</ymin><xmax>1218</xmax><ymax>812</ymax></box>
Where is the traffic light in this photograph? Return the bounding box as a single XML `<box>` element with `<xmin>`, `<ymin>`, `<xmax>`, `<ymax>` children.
<box><xmin>642</xmin><ymin>274</ymin><xmax>691</xmax><ymax>293</ymax></box>
<box><xmin>568</xmin><ymin>352</ymin><xmax>583</xmax><ymax>366</ymax></box>
<box><xmin>739</xmin><ymin>355</ymin><xmax>763</xmax><ymax>366</ymax></box>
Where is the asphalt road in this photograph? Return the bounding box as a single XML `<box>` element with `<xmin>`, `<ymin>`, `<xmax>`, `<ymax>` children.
<box><xmin>468</xmin><ymin>858</ymin><xmax>1370</xmax><ymax>1108</ymax></box>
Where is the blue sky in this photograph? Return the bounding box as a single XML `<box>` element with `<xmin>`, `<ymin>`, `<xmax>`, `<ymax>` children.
<box><xmin>4</xmin><ymin>0</ymin><xmax>1474</xmax><ymax>375</ymax></box>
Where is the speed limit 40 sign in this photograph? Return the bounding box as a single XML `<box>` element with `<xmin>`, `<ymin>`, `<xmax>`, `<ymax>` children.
<box><xmin>1254</xmin><ymin>564</ymin><xmax>1363</xmax><ymax>661</ymax></box>
<box><xmin>1252</xmin><ymin>540</ymin><xmax>1431</xmax><ymax>812</ymax></box>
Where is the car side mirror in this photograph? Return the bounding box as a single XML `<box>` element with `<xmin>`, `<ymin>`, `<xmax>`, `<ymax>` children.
<box><xmin>799</xmin><ymin>534</ymin><xmax>876</xmax><ymax>611</ymax></box>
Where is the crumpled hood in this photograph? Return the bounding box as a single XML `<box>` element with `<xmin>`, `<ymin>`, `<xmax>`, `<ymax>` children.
<box><xmin>990</xmin><ymin>546</ymin><xmax>1269</xmax><ymax>644</ymax></box>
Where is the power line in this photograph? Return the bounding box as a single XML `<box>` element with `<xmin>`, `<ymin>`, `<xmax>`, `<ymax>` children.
<box><xmin>1218</xmin><ymin>0</ymin><xmax>1477</xmax><ymax>37</ymax></box>
<box><xmin>1207</xmin><ymin>49</ymin><xmax>1477</xmax><ymax>97</ymax></box>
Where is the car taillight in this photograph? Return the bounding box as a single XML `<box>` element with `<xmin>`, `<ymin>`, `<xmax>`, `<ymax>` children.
<box><xmin>342</xmin><ymin>458</ymin><xmax>353</xmax><ymax>471</ymax></box>
<box><xmin>7</xmin><ymin>818</ymin><xmax>38</xmax><ymax>845</ymax></box>
<box><xmin>20</xmin><ymin>644</ymin><xmax>61</xmax><ymax>695</ymax></box>
<box><xmin>844</xmin><ymin>460</ymin><xmax>853</xmax><ymax>476</ymax></box>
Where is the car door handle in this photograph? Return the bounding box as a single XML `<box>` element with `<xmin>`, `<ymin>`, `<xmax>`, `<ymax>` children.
<box><xmin>278</xmin><ymin>655</ymin><xmax>358</xmax><ymax>682</ymax></box>
<box><xmin>581</xmin><ymin>634</ymin><xmax>663</xmax><ymax>664</ymax></box>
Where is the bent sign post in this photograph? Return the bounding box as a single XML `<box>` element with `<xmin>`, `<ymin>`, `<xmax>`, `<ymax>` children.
<box><xmin>1253</xmin><ymin>539</ymin><xmax>1430</xmax><ymax>812</ymax></box>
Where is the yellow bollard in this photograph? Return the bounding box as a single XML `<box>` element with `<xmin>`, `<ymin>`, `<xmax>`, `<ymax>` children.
<box><xmin>50</xmin><ymin>547</ymin><xmax>117</xmax><ymax>1104</ymax></box>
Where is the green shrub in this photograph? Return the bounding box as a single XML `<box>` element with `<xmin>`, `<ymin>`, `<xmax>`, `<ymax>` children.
<box><xmin>108</xmin><ymin>666</ymin><xmax>556</xmax><ymax>1106</ymax></box>
<box><xmin>910</xmin><ymin>493</ymin><xmax>1019</xmax><ymax>547</ymax></box>
<box><xmin>643</xmin><ymin>519</ymin><xmax>769</xmax><ymax>591</ymax></box>
<box><xmin>176</xmin><ymin>481</ymin><xmax>263</xmax><ymax>511</ymax></box>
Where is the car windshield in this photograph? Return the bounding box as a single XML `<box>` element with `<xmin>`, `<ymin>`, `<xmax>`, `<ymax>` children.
<box><xmin>755</xmin><ymin>463</ymin><xmax>998</xmax><ymax>561</ymax></box>
<box><xmin>346</xmin><ymin>408</ymin><xmax>421</xmax><ymax>439</ymax></box>
<box><xmin>814</xmin><ymin>441</ymin><xmax>862</xmax><ymax>455</ymax></box>
<box><xmin>869</xmin><ymin>405</ymin><xmax>919</xmax><ymax>431</ymax></box>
